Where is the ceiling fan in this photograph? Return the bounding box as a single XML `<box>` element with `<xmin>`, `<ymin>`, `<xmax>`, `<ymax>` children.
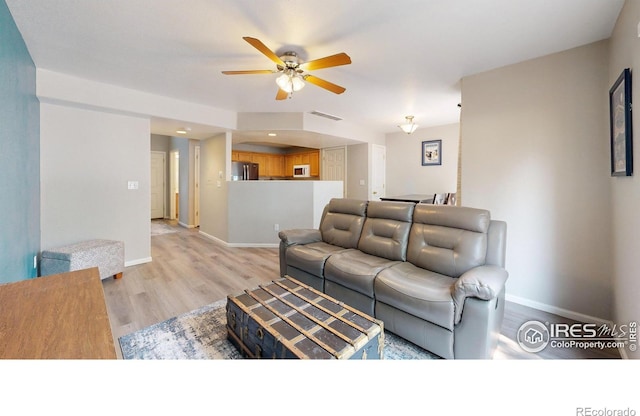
<box><xmin>222</xmin><ymin>37</ymin><xmax>351</xmax><ymax>100</ymax></box>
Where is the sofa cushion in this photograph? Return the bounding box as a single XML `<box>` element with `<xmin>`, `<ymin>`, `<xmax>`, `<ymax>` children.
<box><xmin>407</xmin><ymin>205</ymin><xmax>489</xmax><ymax>277</ymax></box>
<box><xmin>414</xmin><ymin>204</ymin><xmax>490</xmax><ymax>233</ymax></box>
<box><xmin>357</xmin><ymin>201</ymin><xmax>414</xmax><ymax>261</ymax></box>
<box><xmin>320</xmin><ymin>199</ymin><xmax>368</xmax><ymax>249</ymax></box>
<box><xmin>375</xmin><ymin>262</ymin><xmax>456</xmax><ymax>331</ymax></box>
<box><xmin>324</xmin><ymin>250</ymin><xmax>400</xmax><ymax>297</ymax></box>
<box><xmin>285</xmin><ymin>242</ymin><xmax>353</xmax><ymax>278</ymax></box>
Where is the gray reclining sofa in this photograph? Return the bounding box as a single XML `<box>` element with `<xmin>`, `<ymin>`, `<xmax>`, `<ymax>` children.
<box><xmin>278</xmin><ymin>198</ymin><xmax>508</xmax><ymax>359</ymax></box>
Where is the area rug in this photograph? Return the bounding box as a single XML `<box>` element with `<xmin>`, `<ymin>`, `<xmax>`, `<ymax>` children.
<box><xmin>119</xmin><ymin>299</ymin><xmax>440</xmax><ymax>360</ymax></box>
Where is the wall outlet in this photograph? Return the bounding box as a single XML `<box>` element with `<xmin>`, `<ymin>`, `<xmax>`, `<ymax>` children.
<box><xmin>127</xmin><ymin>180</ymin><xmax>139</xmax><ymax>190</ymax></box>
<box><xmin>274</xmin><ymin>224</ymin><xmax>279</xmax><ymax>231</ymax></box>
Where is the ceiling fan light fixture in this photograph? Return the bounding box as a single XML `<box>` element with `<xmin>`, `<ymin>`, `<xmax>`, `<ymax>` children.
<box><xmin>223</xmin><ymin>37</ymin><xmax>350</xmax><ymax>99</ymax></box>
<box><xmin>276</xmin><ymin>70</ymin><xmax>305</xmax><ymax>93</ymax></box>
<box><xmin>398</xmin><ymin>116</ymin><xmax>418</xmax><ymax>134</ymax></box>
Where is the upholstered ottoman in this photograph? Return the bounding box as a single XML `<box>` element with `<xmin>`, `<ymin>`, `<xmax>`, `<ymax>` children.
<box><xmin>41</xmin><ymin>240</ymin><xmax>125</xmax><ymax>280</ymax></box>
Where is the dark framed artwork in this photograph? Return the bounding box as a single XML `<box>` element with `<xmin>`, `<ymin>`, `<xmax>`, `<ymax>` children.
<box><xmin>609</xmin><ymin>68</ymin><xmax>633</xmax><ymax>177</ymax></box>
<box><xmin>422</xmin><ymin>140</ymin><xmax>442</xmax><ymax>166</ymax></box>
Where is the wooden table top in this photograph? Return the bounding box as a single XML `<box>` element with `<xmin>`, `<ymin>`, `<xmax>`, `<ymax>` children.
<box><xmin>0</xmin><ymin>267</ymin><xmax>116</xmax><ymax>359</ymax></box>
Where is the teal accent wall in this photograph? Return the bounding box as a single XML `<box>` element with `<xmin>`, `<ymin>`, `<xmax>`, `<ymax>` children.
<box><xmin>0</xmin><ymin>0</ymin><xmax>40</xmax><ymax>283</ymax></box>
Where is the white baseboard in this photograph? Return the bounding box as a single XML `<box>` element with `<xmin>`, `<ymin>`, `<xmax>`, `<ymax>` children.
<box><xmin>198</xmin><ymin>231</ymin><xmax>229</xmax><ymax>246</ymax></box>
<box><xmin>227</xmin><ymin>243</ymin><xmax>279</xmax><ymax>248</ymax></box>
<box><xmin>505</xmin><ymin>294</ymin><xmax>634</xmax><ymax>359</ymax></box>
<box><xmin>505</xmin><ymin>293</ymin><xmax>612</xmax><ymax>326</ymax></box>
<box><xmin>125</xmin><ymin>257</ymin><xmax>152</xmax><ymax>267</ymax></box>
<box><xmin>178</xmin><ymin>221</ymin><xmax>196</xmax><ymax>229</ymax></box>
<box><xmin>198</xmin><ymin>231</ymin><xmax>278</xmax><ymax>248</ymax></box>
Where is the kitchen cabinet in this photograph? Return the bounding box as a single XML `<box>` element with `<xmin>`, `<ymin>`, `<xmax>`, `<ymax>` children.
<box><xmin>251</xmin><ymin>153</ymin><xmax>269</xmax><ymax>177</ymax></box>
<box><xmin>284</xmin><ymin>155</ymin><xmax>294</xmax><ymax>177</ymax></box>
<box><xmin>232</xmin><ymin>149</ymin><xmax>320</xmax><ymax>178</ymax></box>
<box><xmin>285</xmin><ymin>150</ymin><xmax>320</xmax><ymax>177</ymax></box>
<box><xmin>309</xmin><ymin>151</ymin><xmax>320</xmax><ymax>177</ymax></box>
<box><xmin>237</xmin><ymin>152</ymin><xmax>254</xmax><ymax>162</ymax></box>
<box><xmin>268</xmin><ymin>155</ymin><xmax>285</xmax><ymax>177</ymax></box>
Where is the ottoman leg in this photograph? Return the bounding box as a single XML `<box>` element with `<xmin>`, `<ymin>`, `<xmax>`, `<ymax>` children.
<box><xmin>114</xmin><ymin>272</ymin><xmax>123</xmax><ymax>279</ymax></box>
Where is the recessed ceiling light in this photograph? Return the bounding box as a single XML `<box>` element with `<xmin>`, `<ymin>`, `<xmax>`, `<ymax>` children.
<box><xmin>268</xmin><ymin>133</ymin><xmax>277</xmax><ymax>137</ymax></box>
<box><xmin>176</xmin><ymin>127</ymin><xmax>191</xmax><ymax>134</ymax></box>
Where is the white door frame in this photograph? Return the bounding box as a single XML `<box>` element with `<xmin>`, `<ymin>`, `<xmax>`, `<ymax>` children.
<box><xmin>370</xmin><ymin>144</ymin><xmax>386</xmax><ymax>200</ymax></box>
<box><xmin>150</xmin><ymin>151</ymin><xmax>166</xmax><ymax>219</ymax></box>
<box><xmin>194</xmin><ymin>145</ymin><xmax>201</xmax><ymax>227</ymax></box>
<box><xmin>169</xmin><ymin>150</ymin><xmax>179</xmax><ymax>220</ymax></box>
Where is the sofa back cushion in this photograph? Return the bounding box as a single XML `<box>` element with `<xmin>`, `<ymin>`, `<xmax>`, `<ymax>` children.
<box><xmin>407</xmin><ymin>205</ymin><xmax>490</xmax><ymax>277</ymax></box>
<box><xmin>357</xmin><ymin>201</ymin><xmax>414</xmax><ymax>261</ymax></box>
<box><xmin>320</xmin><ymin>199</ymin><xmax>368</xmax><ymax>249</ymax></box>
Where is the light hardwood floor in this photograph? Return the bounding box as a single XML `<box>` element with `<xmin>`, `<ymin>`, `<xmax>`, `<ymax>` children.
<box><xmin>102</xmin><ymin>220</ymin><xmax>621</xmax><ymax>360</ymax></box>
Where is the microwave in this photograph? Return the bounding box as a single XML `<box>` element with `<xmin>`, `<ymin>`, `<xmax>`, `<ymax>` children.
<box><xmin>293</xmin><ymin>164</ymin><xmax>310</xmax><ymax>178</ymax></box>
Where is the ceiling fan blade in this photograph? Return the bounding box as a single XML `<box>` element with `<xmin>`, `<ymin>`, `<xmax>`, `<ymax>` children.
<box><xmin>243</xmin><ymin>37</ymin><xmax>285</xmax><ymax>67</ymax></box>
<box><xmin>276</xmin><ymin>88</ymin><xmax>289</xmax><ymax>100</ymax></box>
<box><xmin>299</xmin><ymin>53</ymin><xmax>351</xmax><ymax>71</ymax></box>
<box><xmin>304</xmin><ymin>75</ymin><xmax>346</xmax><ymax>94</ymax></box>
<box><xmin>221</xmin><ymin>70</ymin><xmax>275</xmax><ymax>75</ymax></box>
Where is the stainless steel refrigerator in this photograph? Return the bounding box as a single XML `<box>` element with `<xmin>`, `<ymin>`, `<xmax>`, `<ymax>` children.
<box><xmin>231</xmin><ymin>161</ymin><xmax>259</xmax><ymax>180</ymax></box>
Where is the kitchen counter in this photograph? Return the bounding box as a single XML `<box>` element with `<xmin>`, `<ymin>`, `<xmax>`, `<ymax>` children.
<box><xmin>380</xmin><ymin>194</ymin><xmax>434</xmax><ymax>203</ymax></box>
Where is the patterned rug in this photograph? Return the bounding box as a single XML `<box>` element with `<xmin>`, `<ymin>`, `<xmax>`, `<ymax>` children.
<box><xmin>119</xmin><ymin>299</ymin><xmax>440</xmax><ymax>360</ymax></box>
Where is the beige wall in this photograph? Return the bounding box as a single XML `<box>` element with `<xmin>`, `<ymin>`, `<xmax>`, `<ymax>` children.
<box><xmin>461</xmin><ymin>40</ymin><xmax>612</xmax><ymax>322</ymax></box>
<box><xmin>608</xmin><ymin>0</ymin><xmax>640</xmax><ymax>359</ymax></box>
<box><xmin>347</xmin><ymin>143</ymin><xmax>369</xmax><ymax>200</ymax></box>
<box><xmin>385</xmin><ymin>123</ymin><xmax>459</xmax><ymax>197</ymax></box>
<box><xmin>199</xmin><ymin>133</ymin><xmax>230</xmax><ymax>242</ymax></box>
<box><xmin>40</xmin><ymin>102</ymin><xmax>151</xmax><ymax>265</ymax></box>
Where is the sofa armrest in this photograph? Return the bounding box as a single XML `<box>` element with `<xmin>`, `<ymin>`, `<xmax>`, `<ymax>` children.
<box><xmin>452</xmin><ymin>265</ymin><xmax>508</xmax><ymax>324</ymax></box>
<box><xmin>278</xmin><ymin>229</ymin><xmax>322</xmax><ymax>247</ymax></box>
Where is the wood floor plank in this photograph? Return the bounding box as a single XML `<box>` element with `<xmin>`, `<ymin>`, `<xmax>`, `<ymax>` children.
<box><xmin>102</xmin><ymin>220</ymin><xmax>621</xmax><ymax>360</ymax></box>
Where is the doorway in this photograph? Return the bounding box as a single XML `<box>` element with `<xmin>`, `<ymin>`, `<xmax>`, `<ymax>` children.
<box><xmin>194</xmin><ymin>145</ymin><xmax>200</xmax><ymax>227</ymax></box>
<box><xmin>169</xmin><ymin>150</ymin><xmax>179</xmax><ymax>220</ymax></box>
<box><xmin>370</xmin><ymin>144</ymin><xmax>386</xmax><ymax>200</ymax></box>
<box><xmin>150</xmin><ymin>151</ymin><xmax>166</xmax><ymax>219</ymax></box>
<box><xmin>322</xmin><ymin>146</ymin><xmax>347</xmax><ymax>196</ymax></box>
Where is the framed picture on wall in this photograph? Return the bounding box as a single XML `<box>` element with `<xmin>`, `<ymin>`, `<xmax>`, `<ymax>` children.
<box><xmin>422</xmin><ymin>140</ymin><xmax>442</xmax><ymax>166</ymax></box>
<box><xmin>609</xmin><ymin>68</ymin><xmax>633</xmax><ymax>177</ymax></box>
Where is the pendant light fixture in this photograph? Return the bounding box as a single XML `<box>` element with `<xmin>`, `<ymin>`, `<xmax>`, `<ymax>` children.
<box><xmin>398</xmin><ymin>116</ymin><xmax>418</xmax><ymax>134</ymax></box>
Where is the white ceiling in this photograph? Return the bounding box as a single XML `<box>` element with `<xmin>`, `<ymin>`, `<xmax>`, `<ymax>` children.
<box><xmin>7</xmin><ymin>0</ymin><xmax>625</xmax><ymax>146</ymax></box>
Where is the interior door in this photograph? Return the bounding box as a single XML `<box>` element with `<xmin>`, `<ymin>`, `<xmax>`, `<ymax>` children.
<box><xmin>370</xmin><ymin>144</ymin><xmax>386</xmax><ymax>200</ymax></box>
<box><xmin>194</xmin><ymin>145</ymin><xmax>200</xmax><ymax>227</ymax></box>
<box><xmin>322</xmin><ymin>147</ymin><xmax>346</xmax><ymax>196</ymax></box>
<box><xmin>170</xmin><ymin>150</ymin><xmax>179</xmax><ymax>219</ymax></box>
<box><xmin>150</xmin><ymin>151</ymin><xmax>166</xmax><ymax>219</ymax></box>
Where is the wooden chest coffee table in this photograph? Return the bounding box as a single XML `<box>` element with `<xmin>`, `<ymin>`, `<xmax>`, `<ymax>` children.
<box><xmin>226</xmin><ymin>276</ymin><xmax>384</xmax><ymax>359</ymax></box>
